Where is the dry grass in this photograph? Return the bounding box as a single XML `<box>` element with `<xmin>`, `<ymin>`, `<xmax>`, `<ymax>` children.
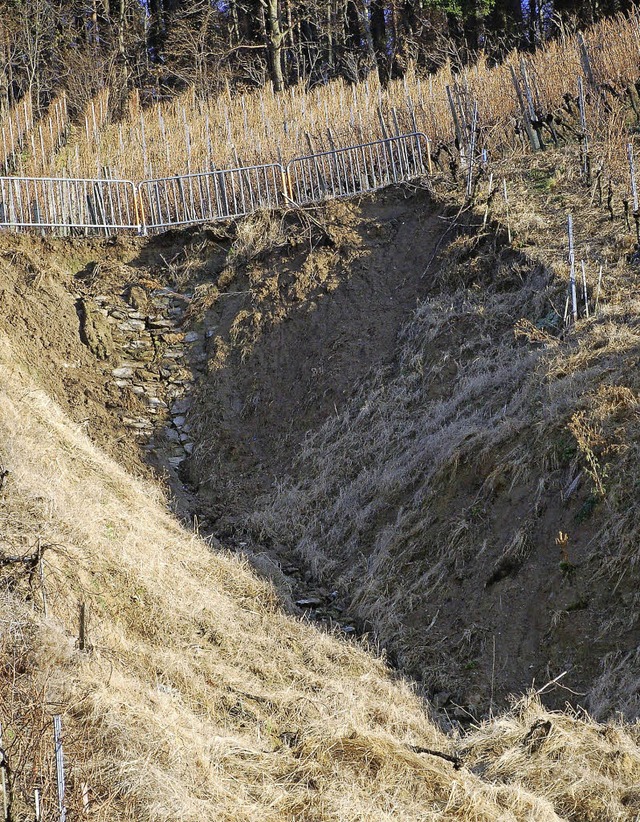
<box><xmin>3</xmin><ymin>320</ymin><xmax>640</xmax><ymax>817</ymax></box>
<box><xmin>249</xmin><ymin>140</ymin><xmax>640</xmax><ymax>719</ymax></box>
<box><xmin>3</xmin><ymin>11</ymin><xmax>640</xmax><ymax>195</ymax></box>
<box><xmin>0</xmin><ymin>330</ymin><xmax>576</xmax><ymax>821</ymax></box>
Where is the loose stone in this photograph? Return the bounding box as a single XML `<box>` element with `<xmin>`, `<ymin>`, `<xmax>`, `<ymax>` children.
<box><xmin>112</xmin><ymin>366</ymin><xmax>134</xmax><ymax>379</ymax></box>
<box><xmin>118</xmin><ymin>319</ymin><xmax>147</xmax><ymax>332</ymax></box>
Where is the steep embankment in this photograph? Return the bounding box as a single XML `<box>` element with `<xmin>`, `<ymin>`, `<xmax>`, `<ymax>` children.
<box><xmin>167</xmin><ymin>155</ymin><xmax>640</xmax><ymax>721</ymax></box>
<box><xmin>2</xmin><ymin>168</ymin><xmax>640</xmax><ymax>821</ymax></box>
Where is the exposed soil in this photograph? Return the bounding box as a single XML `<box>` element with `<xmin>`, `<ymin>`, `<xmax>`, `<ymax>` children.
<box><xmin>185</xmin><ymin>188</ymin><xmax>442</xmax><ymax>530</ymax></box>
<box><xmin>2</xmin><ymin>175</ymin><xmax>639</xmax><ymax>725</ymax></box>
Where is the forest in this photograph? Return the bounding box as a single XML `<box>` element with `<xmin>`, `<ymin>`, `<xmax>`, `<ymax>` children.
<box><xmin>0</xmin><ymin>0</ymin><xmax>637</xmax><ymax>116</ymax></box>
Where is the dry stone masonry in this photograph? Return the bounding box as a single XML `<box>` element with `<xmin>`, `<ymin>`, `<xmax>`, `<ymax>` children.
<box><xmin>87</xmin><ymin>286</ymin><xmax>208</xmax><ymax>471</ymax></box>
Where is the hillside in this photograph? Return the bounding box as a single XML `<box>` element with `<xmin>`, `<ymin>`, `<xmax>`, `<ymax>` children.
<box><xmin>2</xmin><ymin>145</ymin><xmax>640</xmax><ymax>819</ymax></box>
<box><xmin>4</xmin><ymin>10</ymin><xmax>640</xmax><ymax>820</ymax></box>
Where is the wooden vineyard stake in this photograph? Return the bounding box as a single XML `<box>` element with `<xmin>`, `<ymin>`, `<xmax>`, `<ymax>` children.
<box><xmin>595</xmin><ymin>264</ymin><xmax>604</xmax><ymax>313</ymax></box>
<box><xmin>466</xmin><ymin>101</ymin><xmax>478</xmax><ymax>198</ymax></box>
<box><xmin>578</xmin><ymin>33</ymin><xmax>596</xmax><ymax>90</ymax></box>
<box><xmin>519</xmin><ymin>58</ymin><xmax>542</xmax><ymax>149</ymax></box>
<box><xmin>567</xmin><ymin>214</ymin><xmax>578</xmax><ymax>324</ymax></box>
<box><xmin>446</xmin><ymin>85</ymin><xmax>464</xmax><ymax>166</ymax></box>
<box><xmin>627</xmin><ymin>143</ymin><xmax>640</xmax><ymax>243</ymax></box>
<box><xmin>81</xmin><ymin>782</ymin><xmax>90</xmax><ymax>813</ymax></box>
<box><xmin>54</xmin><ymin>715</ymin><xmax>67</xmax><ymax>822</ymax></box>
<box><xmin>510</xmin><ymin>65</ymin><xmax>540</xmax><ymax>151</ymax></box>
<box><xmin>581</xmin><ymin>260</ymin><xmax>590</xmax><ymax>318</ymax></box>
<box><xmin>503</xmin><ymin>178</ymin><xmax>511</xmax><ymax>243</ymax></box>
<box><xmin>578</xmin><ymin>77</ymin><xmax>590</xmax><ymax>180</ymax></box>
<box><xmin>0</xmin><ymin>722</ymin><xmax>9</xmax><ymax>822</ymax></box>
<box><xmin>483</xmin><ymin>173</ymin><xmax>494</xmax><ymax>227</ymax></box>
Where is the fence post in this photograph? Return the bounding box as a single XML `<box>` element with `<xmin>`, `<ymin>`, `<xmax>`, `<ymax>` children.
<box><xmin>53</xmin><ymin>715</ymin><xmax>66</xmax><ymax>822</ymax></box>
<box><xmin>567</xmin><ymin>213</ymin><xmax>578</xmax><ymax>324</ymax></box>
<box><xmin>0</xmin><ymin>722</ymin><xmax>8</xmax><ymax>822</ymax></box>
<box><xmin>510</xmin><ymin>65</ymin><xmax>540</xmax><ymax>151</ymax></box>
<box><xmin>578</xmin><ymin>77</ymin><xmax>590</xmax><ymax>180</ymax></box>
<box><xmin>466</xmin><ymin>101</ymin><xmax>478</xmax><ymax>198</ymax></box>
<box><xmin>627</xmin><ymin>143</ymin><xmax>639</xmax><ymax>243</ymax></box>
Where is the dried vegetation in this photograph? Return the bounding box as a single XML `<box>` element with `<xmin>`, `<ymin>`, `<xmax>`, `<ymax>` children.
<box><xmin>3</xmin><ymin>12</ymin><xmax>640</xmax><ymax>822</ymax></box>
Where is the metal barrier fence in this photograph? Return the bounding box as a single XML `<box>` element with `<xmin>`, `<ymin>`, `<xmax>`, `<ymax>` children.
<box><xmin>287</xmin><ymin>133</ymin><xmax>427</xmax><ymax>205</ymax></box>
<box><xmin>0</xmin><ymin>134</ymin><xmax>429</xmax><ymax>235</ymax></box>
<box><xmin>139</xmin><ymin>163</ymin><xmax>286</xmax><ymax>231</ymax></box>
<box><xmin>0</xmin><ymin>176</ymin><xmax>140</xmax><ymax>233</ymax></box>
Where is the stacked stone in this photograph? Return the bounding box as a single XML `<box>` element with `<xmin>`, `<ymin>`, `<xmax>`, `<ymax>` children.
<box><xmin>96</xmin><ymin>285</ymin><xmax>206</xmax><ymax>470</ymax></box>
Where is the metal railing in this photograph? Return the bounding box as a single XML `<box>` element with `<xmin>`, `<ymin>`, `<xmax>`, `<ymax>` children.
<box><xmin>286</xmin><ymin>133</ymin><xmax>427</xmax><ymax>205</ymax></box>
<box><xmin>0</xmin><ymin>176</ymin><xmax>140</xmax><ymax>233</ymax></box>
<box><xmin>139</xmin><ymin>163</ymin><xmax>286</xmax><ymax>232</ymax></box>
<box><xmin>0</xmin><ymin>134</ymin><xmax>429</xmax><ymax>236</ymax></box>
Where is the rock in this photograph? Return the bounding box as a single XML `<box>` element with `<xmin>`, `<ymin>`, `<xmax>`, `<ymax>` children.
<box><xmin>173</xmin><ymin>415</ymin><xmax>186</xmax><ymax>427</ymax></box>
<box><xmin>168</xmin><ymin>374</ymin><xmax>192</xmax><ymax>388</ymax></box>
<box><xmin>118</xmin><ymin>319</ymin><xmax>146</xmax><ymax>333</ymax></box>
<box><xmin>78</xmin><ymin>298</ymin><xmax>113</xmax><ymax>360</ymax></box>
<box><xmin>130</xmin><ymin>384</ymin><xmax>146</xmax><ymax>396</ymax></box>
<box><xmin>127</xmin><ymin>310</ymin><xmax>146</xmax><ymax>320</ymax></box>
<box><xmin>183</xmin><ymin>331</ymin><xmax>200</xmax><ymax>343</ymax></box>
<box><xmin>125</xmin><ymin>338</ymin><xmax>153</xmax><ymax>351</ymax></box>
<box><xmin>163</xmin><ymin>348</ymin><xmax>185</xmax><ymax>360</ymax></box>
<box><xmin>160</xmin><ymin>332</ymin><xmax>184</xmax><ymax>345</ymax></box>
<box><xmin>295</xmin><ymin>597</ymin><xmax>323</xmax><ymax>608</ymax></box>
<box><xmin>432</xmin><ymin>692</ymin><xmax>451</xmax><ymax>710</ymax></box>
<box><xmin>340</xmin><ymin>625</ymin><xmax>356</xmax><ymax>635</ymax></box>
<box><xmin>171</xmin><ymin>398</ymin><xmax>192</xmax><ymax>415</ymax></box>
<box><xmin>147</xmin><ymin>397</ymin><xmax>167</xmax><ymax>409</ymax></box>
<box><xmin>168</xmin><ymin>456</ymin><xmax>185</xmax><ymax>468</ymax></box>
<box><xmin>135</xmin><ymin>368</ymin><xmax>159</xmax><ymax>382</ymax></box>
<box><xmin>183</xmin><ymin>442</ymin><xmax>194</xmax><ymax>454</ymax></box>
<box><xmin>164</xmin><ymin>427</ymin><xmax>181</xmax><ymax>443</ymax></box>
<box><xmin>122</xmin><ymin>417</ymin><xmax>153</xmax><ymax>430</ymax></box>
<box><xmin>112</xmin><ymin>366</ymin><xmax>134</xmax><ymax>379</ymax></box>
<box><xmin>166</xmin><ymin>385</ymin><xmax>186</xmax><ymax>400</ymax></box>
<box><xmin>127</xmin><ymin>285</ymin><xmax>149</xmax><ymax>312</ymax></box>
<box><xmin>109</xmin><ymin>308</ymin><xmax>128</xmax><ymax>320</ymax></box>
<box><xmin>148</xmin><ymin>317</ymin><xmax>174</xmax><ymax>329</ymax></box>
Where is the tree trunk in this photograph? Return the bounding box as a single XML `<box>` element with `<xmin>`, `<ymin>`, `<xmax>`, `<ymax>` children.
<box><xmin>261</xmin><ymin>0</ymin><xmax>285</xmax><ymax>92</ymax></box>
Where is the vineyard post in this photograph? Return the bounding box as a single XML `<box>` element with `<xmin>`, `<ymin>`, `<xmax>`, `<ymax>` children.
<box><xmin>503</xmin><ymin>178</ymin><xmax>511</xmax><ymax>243</ymax></box>
<box><xmin>595</xmin><ymin>264</ymin><xmax>603</xmax><ymax>313</ymax></box>
<box><xmin>53</xmin><ymin>716</ymin><xmax>66</xmax><ymax>822</ymax></box>
<box><xmin>446</xmin><ymin>85</ymin><xmax>465</xmax><ymax>166</ymax></box>
<box><xmin>578</xmin><ymin>78</ymin><xmax>590</xmax><ymax>180</ymax></box>
<box><xmin>519</xmin><ymin>58</ymin><xmax>542</xmax><ymax>149</ymax></box>
<box><xmin>581</xmin><ymin>260</ymin><xmax>590</xmax><ymax>318</ymax></box>
<box><xmin>466</xmin><ymin>101</ymin><xmax>478</xmax><ymax>198</ymax></box>
<box><xmin>0</xmin><ymin>722</ymin><xmax>8</xmax><ymax>822</ymax></box>
<box><xmin>627</xmin><ymin>143</ymin><xmax>640</xmax><ymax>243</ymax></box>
<box><xmin>509</xmin><ymin>65</ymin><xmax>540</xmax><ymax>151</ymax></box>
<box><xmin>568</xmin><ymin>214</ymin><xmax>578</xmax><ymax>323</ymax></box>
<box><xmin>578</xmin><ymin>33</ymin><xmax>596</xmax><ymax>89</ymax></box>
